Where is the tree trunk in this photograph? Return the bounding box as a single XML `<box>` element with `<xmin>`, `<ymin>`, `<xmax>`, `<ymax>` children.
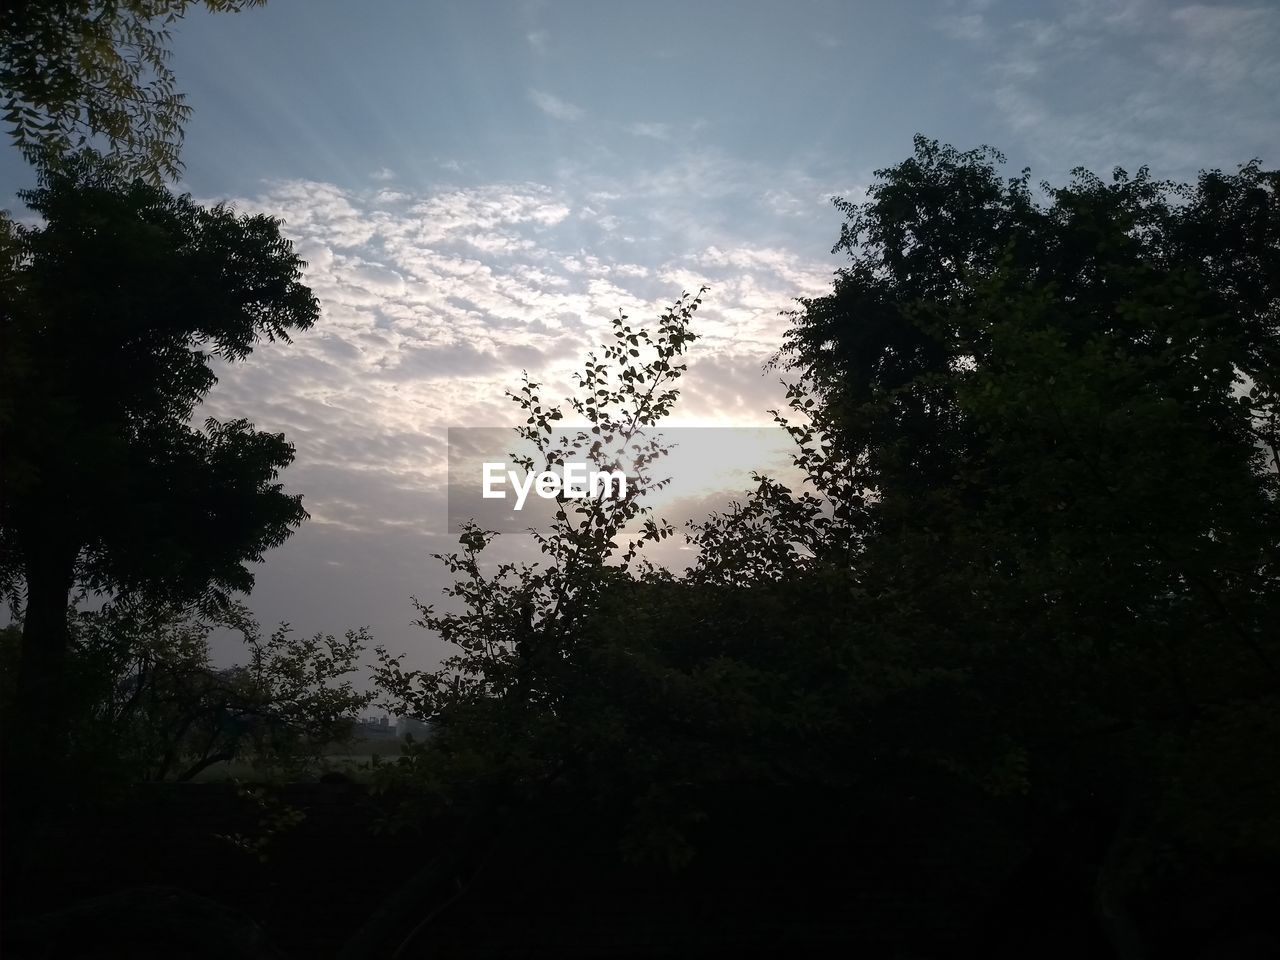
<box><xmin>11</xmin><ymin>533</ymin><xmax>79</xmax><ymax>797</ymax></box>
<box><xmin>1094</xmin><ymin>785</ymin><xmax>1148</xmax><ymax>960</ymax></box>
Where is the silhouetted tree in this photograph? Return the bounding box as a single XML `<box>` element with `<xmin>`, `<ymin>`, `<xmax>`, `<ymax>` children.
<box><xmin>66</xmin><ymin>599</ymin><xmax>372</xmax><ymax>784</ymax></box>
<box><xmin>0</xmin><ymin>0</ymin><xmax>267</xmax><ymax>182</ymax></box>
<box><xmin>754</xmin><ymin>137</ymin><xmax>1280</xmax><ymax>953</ymax></box>
<box><xmin>360</xmin><ymin>141</ymin><xmax>1280</xmax><ymax>954</ymax></box>
<box><xmin>372</xmin><ymin>293</ymin><xmax>703</xmax><ymax>851</ymax></box>
<box><xmin>777</xmin><ymin>139</ymin><xmax>1280</xmax><ymax>750</ymax></box>
<box><xmin>0</xmin><ymin>151</ymin><xmax>318</xmax><ymax>786</ymax></box>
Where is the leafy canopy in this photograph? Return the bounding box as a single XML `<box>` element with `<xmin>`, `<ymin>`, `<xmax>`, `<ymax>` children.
<box><xmin>48</xmin><ymin>599</ymin><xmax>372</xmax><ymax>784</ymax></box>
<box><xmin>372</xmin><ymin>138</ymin><xmax>1280</xmax><ymax>908</ymax></box>
<box><xmin>0</xmin><ymin>149</ymin><xmax>319</xmax><ymax>610</ymax></box>
<box><xmin>766</xmin><ymin>137</ymin><xmax>1280</xmax><ymax>868</ymax></box>
<box><xmin>0</xmin><ymin>0</ymin><xmax>267</xmax><ymax>182</ymax></box>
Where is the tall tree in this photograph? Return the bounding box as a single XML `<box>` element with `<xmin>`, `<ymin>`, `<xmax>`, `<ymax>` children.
<box><xmin>780</xmin><ymin>138</ymin><xmax>1280</xmax><ymax>693</ymax></box>
<box><xmin>768</xmin><ymin>137</ymin><xmax>1280</xmax><ymax>950</ymax></box>
<box><xmin>0</xmin><ymin>151</ymin><xmax>318</xmax><ymax>780</ymax></box>
<box><xmin>0</xmin><ymin>0</ymin><xmax>267</xmax><ymax>183</ymax></box>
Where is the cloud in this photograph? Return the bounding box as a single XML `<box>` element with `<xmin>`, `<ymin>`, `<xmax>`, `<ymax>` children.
<box><xmin>207</xmin><ymin>173</ymin><xmax>833</xmax><ymax>476</ymax></box>
<box><xmin>349</xmin><ymin>261</ymin><xmax>406</xmax><ymax>296</ymax></box>
<box><xmin>675</xmin><ymin>353</ymin><xmax>788</xmax><ymax>426</ymax></box>
<box><xmin>626</xmin><ymin>122</ymin><xmax>670</xmax><ymax>140</ymax></box>
<box><xmin>937</xmin><ymin>0</ymin><xmax>1280</xmax><ymax>178</ymax></box>
<box><xmin>938</xmin><ymin>12</ymin><xmax>987</xmax><ymax>41</ymax></box>
<box><xmin>526</xmin><ymin>29</ymin><xmax>549</xmax><ymax>54</ymax></box>
<box><xmin>205</xmin><ymin>170</ymin><xmax>839</xmax><ymax>485</ymax></box>
<box><xmin>1162</xmin><ymin>4</ymin><xmax>1279</xmax><ymax>90</ymax></box>
<box><xmin>528</xmin><ymin>89</ymin><xmax>583</xmax><ymax>121</ymax></box>
<box><xmin>199</xmin><ymin>155</ymin><xmax>846</xmax><ymax>667</ymax></box>
<box><xmin>383</xmin><ymin>342</ymin><xmax>505</xmax><ymax>381</ymax></box>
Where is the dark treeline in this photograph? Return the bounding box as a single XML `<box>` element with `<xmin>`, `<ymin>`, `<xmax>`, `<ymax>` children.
<box><xmin>2</xmin><ymin>4</ymin><xmax>1279</xmax><ymax>959</ymax></box>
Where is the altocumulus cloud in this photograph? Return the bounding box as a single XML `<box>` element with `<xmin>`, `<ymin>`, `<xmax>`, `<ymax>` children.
<box><xmin>194</xmin><ymin>173</ymin><xmax>840</xmax><ymax>668</ymax></box>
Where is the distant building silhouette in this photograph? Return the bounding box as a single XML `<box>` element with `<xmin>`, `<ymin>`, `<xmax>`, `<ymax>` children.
<box><xmin>355</xmin><ymin>715</ymin><xmax>395</xmax><ymax>738</ymax></box>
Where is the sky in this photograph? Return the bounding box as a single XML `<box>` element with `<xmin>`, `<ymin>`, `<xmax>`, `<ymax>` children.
<box><xmin>3</xmin><ymin>0</ymin><xmax>1278</xmax><ymax>672</ymax></box>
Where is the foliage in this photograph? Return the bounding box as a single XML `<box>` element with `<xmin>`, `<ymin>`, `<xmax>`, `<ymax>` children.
<box><xmin>1</xmin><ymin>150</ymin><xmax>318</xmax><ymax>608</ymax></box>
<box><xmin>753</xmin><ymin>137</ymin><xmax>1280</xmax><ymax>923</ymax></box>
<box><xmin>373</xmin><ymin>283</ymin><xmax>994</xmax><ymax>874</ymax></box>
<box><xmin>0</xmin><ymin>0</ymin><xmax>267</xmax><ymax>182</ymax></box>
<box><xmin>375</xmin><ymin>139</ymin><xmax>1280</xmax><ymax>950</ymax></box>
<box><xmin>776</xmin><ymin>136</ymin><xmax>1280</xmax><ymax>745</ymax></box>
<box><xmin>0</xmin><ymin>149</ymin><xmax>318</xmax><ymax>773</ymax></box>
<box><xmin>214</xmin><ymin>781</ymin><xmax>307</xmax><ymax>863</ymax></box>
<box><xmin>63</xmin><ymin>598</ymin><xmax>373</xmax><ymax>783</ymax></box>
<box><xmin>373</xmin><ymin>290</ymin><xmax>710</xmax><ymax>861</ymax></box>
